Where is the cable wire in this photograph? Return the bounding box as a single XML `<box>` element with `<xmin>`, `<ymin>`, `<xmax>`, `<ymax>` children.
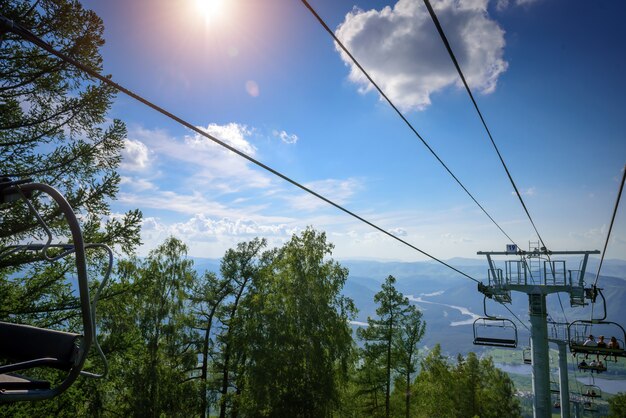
<box><xmin>300</xmin><ymin>0</ymin><xmax>532</xmax><ymax>334</ymax></box>
<box><xmin>590</xmin><ymin>165</ymin><xmax>626</xmax><ymax>322</ymax></box>
<box><xmin>299</xmin><ymin>0</ymin><xmax>518</xmax><ymax>248</ymax></box>
<box><xmin>2</xmin><ymin>15</ymin><xmax>479</xmax><ymax>284</ymax></box>
<box><xmin>421</xmin><ymin>0</ymin><xmax>548</xmax><ymax>251</ymax></box>
<box><xmin>592</xmin><ymin>165</ymin><xmax>626</xmax><ymax>288</ymax></box>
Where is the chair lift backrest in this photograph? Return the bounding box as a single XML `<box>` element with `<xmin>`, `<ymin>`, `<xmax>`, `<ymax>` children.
<box><xmin>0</xmin><ymin>182</ymin><xmax>93</xmax><ymax>402</ymax></box>
<box><xmin>473</xmin><ymin>317</ymin><xmax>518</xmax><ymax>348</ymax></box>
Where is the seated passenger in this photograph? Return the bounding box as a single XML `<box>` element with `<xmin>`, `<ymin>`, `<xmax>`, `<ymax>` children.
<box><xmin>608</xmin><ymin>336</ymin><xmax>620</xmax><ymax>362</ymax></box>
<box><xmin>584</xmin><ymin>335</ymin><xmax>597</xmax><ymax>347</ymax></box>
<box><xmin>597</xmin><ymin>336</ymin><xmax>607</xmax><ymax>348</ymax></box>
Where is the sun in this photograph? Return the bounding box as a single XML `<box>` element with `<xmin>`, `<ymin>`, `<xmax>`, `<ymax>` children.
<box><xmin>194</xmin><ymin>0</ymin><xmax>226</xmax><ymax>25</ymax></box>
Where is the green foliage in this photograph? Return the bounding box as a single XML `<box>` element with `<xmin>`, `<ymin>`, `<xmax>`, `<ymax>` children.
<box><xmin>357</xmin><ymin>275</ymin><xmax>422</xmax><ymax>418</ymax></box>
<box><xmin>608</xmin><ymin>392</ymin><xmax>626</xmax><ymax>418</ymax></box>
<box><xmin>235</xmin><ymin>228</ymin><xmax>357</xmax><ymax>417</ymax></box>
<box><xmin>95</xmin><ymin>237</ymin><xmax>201</xmax><ymax>417</ymax></box>
<box><xmin>414</xmin><ymin>346</ymin><xmax>521</xmax><ymax>418</ymax></box>
<box><xmin>1</xmin><ymin>1</ymin><xmax>141</xmax><ymax>414</ymax></box>
<box><xmin>0</xmin><ymin>0</ymin><xmax>141</xmax><ymax>253</ymax></box>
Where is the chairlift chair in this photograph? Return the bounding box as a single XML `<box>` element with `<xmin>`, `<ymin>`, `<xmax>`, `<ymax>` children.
<box><xmin>550</xmin><ymin>379</ymin><xmax>560</xmax><ymax>394</ymax></box>
<box><xmin>522</xmin><ymin>347</ymin><xmax>532</xmax><ymax>364</ymax></box>
<box><xmin>568</xmin><ymin>318</ymin><xmax>626</xmax><ymax>361</ymax></box>
<box><xmin>576</xmin><ymin>355</ymin><xmax>608</xmax><ymax>374</ymax></box>
<box><xmin>473</xmin><ymin>317</ymin><xmax>518</xmax><ymax>348</ymax></box>
<box><xmin>581</xmin><ymin>384</ymin><xmax>601</xmax><ymax>399</ymax></box>
<box><xmin>0</xmin><ymin>179</ymin><xmax>110</xmax><ymax>402</ymax></box>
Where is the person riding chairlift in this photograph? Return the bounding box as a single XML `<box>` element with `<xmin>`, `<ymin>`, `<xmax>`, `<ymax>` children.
<box><xmin>583</xmin><ymin>335</ymin><xmax>597</xmax><ymax>347</ymax></box>
<box><xmin>607</xmin><ymin>336</ymin><xmax>620</xmax><ymax>362</ymax></box>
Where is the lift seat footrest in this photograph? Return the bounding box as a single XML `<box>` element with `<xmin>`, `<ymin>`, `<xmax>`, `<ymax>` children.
<box><xmin>0</xmin><ymin>373</ymin><xmax>50</xmax><ymax>391</ymax></box>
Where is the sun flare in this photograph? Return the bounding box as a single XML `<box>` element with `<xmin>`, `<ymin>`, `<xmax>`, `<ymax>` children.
<box><xmin>194</xmin><ymin>0</ymin><xmax>226</xmax><ymax>24</ymax></box>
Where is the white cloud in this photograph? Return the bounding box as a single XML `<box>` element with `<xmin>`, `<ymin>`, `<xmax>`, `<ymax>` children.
<box><xmin>388</xmin><ymin>227</ymin><xmax>408</xmax><ymax>237</ymax></box>
<box><xmin>497</xmin><ymin>0</ymin><xmax>541</xmax><ymax>11</ymax></box>
<box><xmin>118</xmin><ymin>189</ymin><xmax>258</xmax><ymax>218</ymax></box>
<box><xmin>188</xmin><ymin>123</ymin><xmax>256</xmax><ymax>155</ymax></box>
<box><xmin>515</xmin><ymin>0</ymin><xmax>540</xmax><ymax>6</ymax></box>
<box><xmin>335</xmin><ymin>0</ymin><xmax>507</xmax><ymax>111</ymax></box>
<box><xmin>273</xmin><ymin>129</ymin><xmax>299</xmax><ymax>144</ymax></box>
<box><xmin>121</xmin><ymin>138</ymin><xmax>151</xmax><ymax>171</ymax></box>
<box><xmin>119</xmin><ymin>176</ymin><xmax>156</xmax><ymax>191</ymax></box>
<box><xmin>128</xmin><ymin>124</ymin><xmax>272</xmax><ymax>192</ymax></box>
<box><xmin>169</xmin><ymin>214</ymin><xmax>298</xmax><ymax>239</ymax></box>
<box><xmin>136</xmin><ymin>214</ymin><xmax>301</xmax><ymax>257</ymax></box>
<box><xmin>440</xmin><ymin>232</ymin><xmax>472</xmax><ymax>244</ymax></box>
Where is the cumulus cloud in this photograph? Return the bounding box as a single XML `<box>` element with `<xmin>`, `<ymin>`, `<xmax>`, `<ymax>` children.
<box><xmin>121</xmin><ymin>138</ymin><xmax>150</xmax><ymax>171</ymax></box>
<box><xmin>188</xmin><ymin>123</ymin><xmax>256</xmax><ymax>155</ymax></box>
<box><xmin>273</xmin><ymin>129</ymin><xmax>299</xmax><ymax>144</ymax></box>
<box><xmin>335</xmin><ymin>0</ymin><xmax>507</xmax><ymax>111</ymax></box>
<box><xmin>139</xmin><ymin>214</ymin><xmax>299</xmax><ymax>245</ymax></box>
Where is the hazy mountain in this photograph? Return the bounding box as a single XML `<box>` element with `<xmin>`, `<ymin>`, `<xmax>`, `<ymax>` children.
<box><xmin>190</xmin><ymin>256</ymin><xmax>626</xmax><ymax>356</ymax></box>
<box><xmin>339</xmin><ymin>258</ymin><xmax>626</xmax><ymax>356</ymax></box>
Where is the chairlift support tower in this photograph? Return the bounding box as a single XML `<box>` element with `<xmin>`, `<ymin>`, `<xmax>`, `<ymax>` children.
<box><xmin>477</xmin><ymin>245</ymin><xmax>599</xmax><ymax>418</ymax></box>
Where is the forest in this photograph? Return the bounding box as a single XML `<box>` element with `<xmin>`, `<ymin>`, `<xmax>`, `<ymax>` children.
<box><xmin>1</xmin><ymin>0</ymin><xmax>625</xmax><ymax>417</ymax></box>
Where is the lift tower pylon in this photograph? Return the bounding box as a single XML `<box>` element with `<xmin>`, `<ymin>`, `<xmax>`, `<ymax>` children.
<box><xmin>476</xmin><ymin>246</ymin><xmax>599</xmax><ymax>418</ymax></box>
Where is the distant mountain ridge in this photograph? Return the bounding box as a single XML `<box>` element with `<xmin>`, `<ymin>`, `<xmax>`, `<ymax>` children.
<box><xmin>191</xmin><ymin>256</ymin><xmax>626</xmax><ymax>356</ymax></box>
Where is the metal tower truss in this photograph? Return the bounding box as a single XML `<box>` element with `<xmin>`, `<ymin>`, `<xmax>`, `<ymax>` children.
<box><xmin>476</xmin><ymin>245</ymin><xmax>600</xmax><ymax>418</ymax></box>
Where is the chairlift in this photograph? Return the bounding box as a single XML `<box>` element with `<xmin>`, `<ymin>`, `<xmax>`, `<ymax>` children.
<box><xmin>581</xmin><ymin>384</ymin><xmax>601</xmax><ymax>399</ymax></box>
<box><xmin>473</xmin><ymin>317</ymin><xmax>518</xmax><ymax>348</ymax></box>
<box><xmin>582</xmin><ymin>398</ymin><xmax>598</xmax><ymax>413</ymax></box>
<box><xmin>472</xmin><ymin>296</ymin><xmax>518</xmax><ymax>348</ymax></box>
<box><xmin>0</xmin><ymin>179</ymin><xmax>110</xmax><ymax>402</ymax></box>
<box><xmin>568</xmin><ymin>324</ymin><xmax>626</xmax><ymax>361</ymax></box>
<box><xmin>576</xmin><ymin>356</ymin><xmax>607</xmax><ymax>374</ymax></box>
<box><xmin>552</xmin><ymin>391</ymin><xmax>561</xmax><ymax>410</ymax></box>
<box><xmin>522</xmin><ymin>347</ymin><xmax>532</xmax><ymax>364</ymax></box>
<box><xmin>550</xmin><ymin>379</ymin><xmax>560</xmax><ymax>394</ymax></box>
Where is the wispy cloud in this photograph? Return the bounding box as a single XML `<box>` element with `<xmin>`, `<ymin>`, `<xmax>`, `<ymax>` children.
<box><xmin>440</xmin><ymin>232</ymin><xmax>473</xmax><ymax>244</ymax></box>
<box><xmin>273</xmin><ymin>129</ymin><xmax>299</xmax><ymax>144</ymax></box>
<box><xmin>513</xmin><ymin>186</ymin><xmax>536</xmax><ymax>197</ymax></box>
<box><xmin>128</xmin><ymin>124</ymin><xmax>273</xmax><ymax>192</ymax></box>
<box><xmin>284</xmin><ymin>178</ymin><xmax>362</xmax><ymax>211</ymax></box>
<box><xmin>335</xmin><ymin>0</ymin><xmax>507</xmax><ymax>111</ymax></box>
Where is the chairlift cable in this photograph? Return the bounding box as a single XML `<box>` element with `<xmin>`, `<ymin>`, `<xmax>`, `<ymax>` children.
<box><xmin>421</xmin><ymin>0</ymin><xmax>549</xmax><ymax>252</ymax></box>
<box><xmin>590</xmin><ymin>165</ymin><xmax>626</xmax><ymax>323</ymax></box>
<box><xmin>299</xmin><ymin>0</ymin><xmax>531</xmax><ymax>329</ymax></box>
<box><xmin>592</xmin><ymin>165</ymin><xmax>626</xmax><ymax>289</ymax></box>
<box><xmin>0</xmin><ymin>15</ymin><xmax>480</xmax><ymax>284</ymax></box>
<box><xmin>299</xmin><ymin>0</ymin><xmax>519</xmax><ymax>248</ymax></box>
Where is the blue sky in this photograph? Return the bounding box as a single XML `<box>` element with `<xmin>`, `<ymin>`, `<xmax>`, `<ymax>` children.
<box><xmin>80</xmin><ymin>0</ymin><xmax>626</xmax><ymax>262</ymax></box>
